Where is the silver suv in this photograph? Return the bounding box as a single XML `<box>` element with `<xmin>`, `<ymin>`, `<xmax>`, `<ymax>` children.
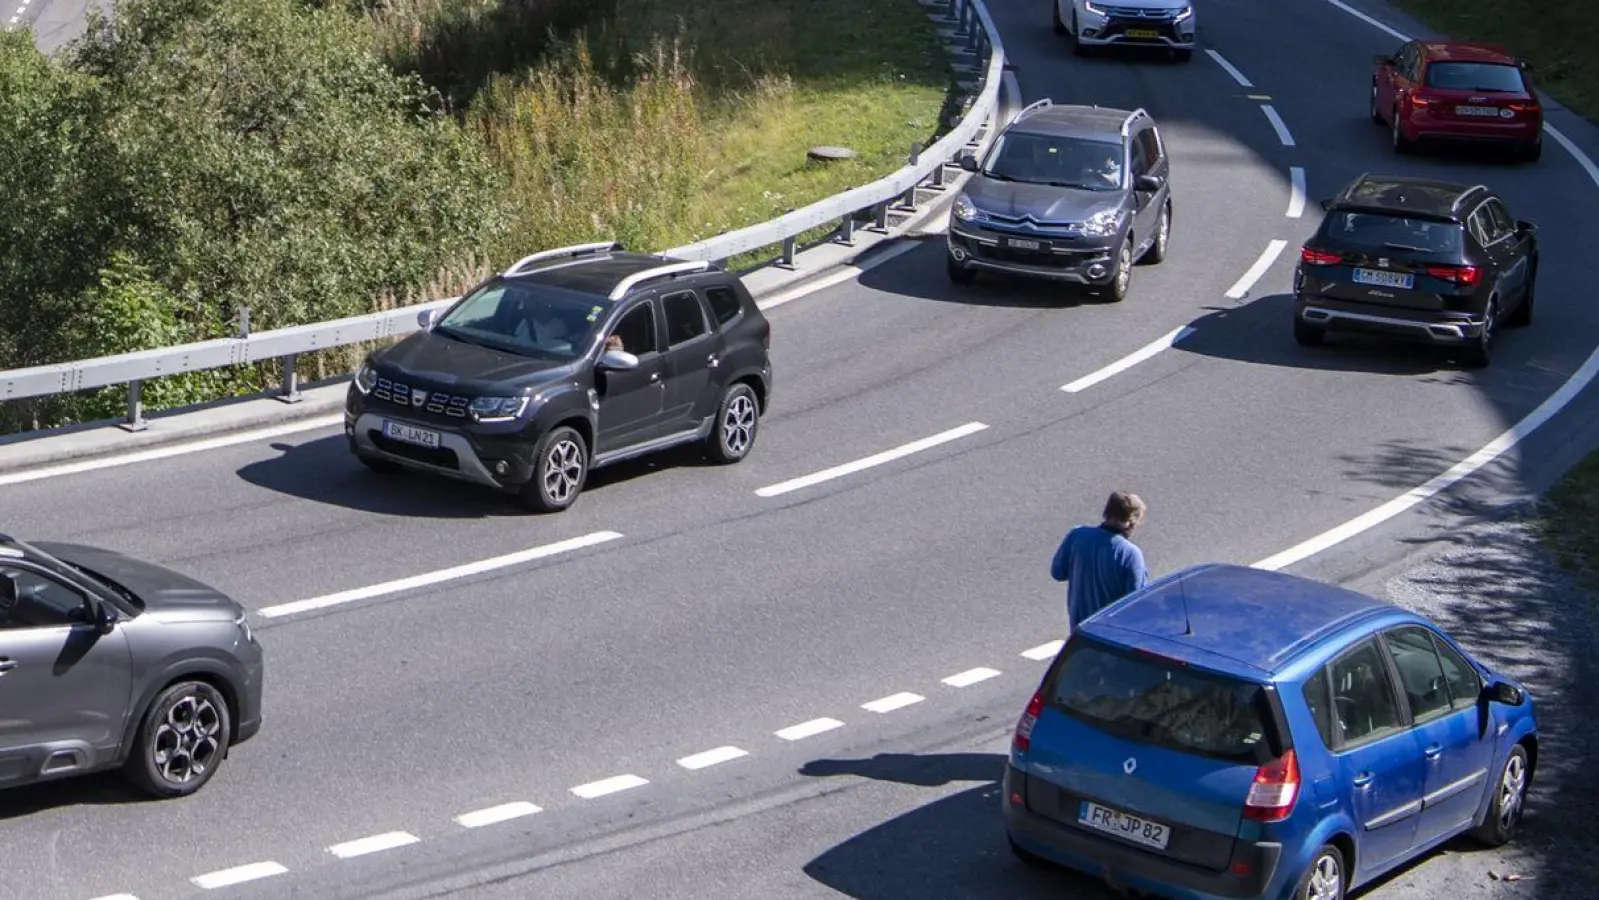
<box><xmin>0</xmin><ymin>534</ymin><xmax>263</xmax><ymax>797</ymax></box>
<box><xmin>1052</xmin><ymin>0</ymin><xmax>1198</xmax><ymax>61</ymax></box>
<box><xmin>947</xmin><ymin>100</ymin><xmax>1173</xmax><ymax>302</ymax></box>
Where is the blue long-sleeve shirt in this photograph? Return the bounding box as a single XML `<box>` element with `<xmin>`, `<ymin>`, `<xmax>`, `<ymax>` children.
<box><xmin>1051</xmin><ymin>524</ymin><xmax>1149</xmax><ymax>629</ymax></box>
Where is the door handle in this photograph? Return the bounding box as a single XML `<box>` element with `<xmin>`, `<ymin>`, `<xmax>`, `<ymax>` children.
<box><xmin>0</xmin><ymin>658</ymin><xmax>16</xmax><ymax>674</ymax></box>
<box><xmin>707</xmin><ymin>353</ymin><xmax>719</xmax><ymax>368</ymax></box>
<box><xmin>1423</xmin><ymin>744</ymin><xmax>1443</xmax><ymax>759</ymax></box>
<box><xmin>1352</xmin><ymin>772</ymin><xmax>1374</xmax><ymax>788</ymax></box>
<box><xmin>649</xmin><ymin>372</ymin><xmax>661</xmax><ymax>383</ymax></box>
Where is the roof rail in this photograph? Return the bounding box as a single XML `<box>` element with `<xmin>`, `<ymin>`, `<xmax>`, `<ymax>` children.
<box><xmin>1453</xmin><ymin>183</ymin><xmax>1491</xmax><ymax>211</ymax></box>
<box><xmin>502</xmin><ymin>241</ymin><xmax>621</xmax><ymax>277</ymax></box>
<box><xmin>1120</xmin><ymin>107</ymin><xmax>1150</xmax><ymax>136</ymax></box>
<box><xmin>1015</xmin><ymin>98</ymin><xmax>1053</xmax><ymax>119</ymax></box>
<box><xmin>607</xmin><ymin>260</ymin><xmax>711</xmax><ymax>300</ymax></box>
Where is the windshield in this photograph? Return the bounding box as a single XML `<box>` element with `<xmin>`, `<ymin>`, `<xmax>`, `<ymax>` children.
<box><xmin>1049</xmin><ymin>638</ymin><xmax>1279</xmax><ymax>763</ymax></box>
<box><xmin>983</xmin><ymin>131</ymin><xmax>1124</xmax><ymax>190</ymax></box>
<box><xmin>433</xmin><ymin>279</ymin><xmax>608</xmax><ymax>361</ymax></box>
<box><xmin>4</xmin><ymin>538</ymin><xmax>144</xmax><ymax>609</ymax></box>
<box><xmin>1323</xmin><ymin>211</ymin><xmax>1463</xmax><ymax>255</ymax></box>
<box><xmin>1425</xmin><ymin>61</ymin><xmax>1526</xmax><ymax>93</ymax></box>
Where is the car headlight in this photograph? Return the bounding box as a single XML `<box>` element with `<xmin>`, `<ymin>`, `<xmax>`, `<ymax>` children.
<box><xmin>1076</xmin><ymin>208</ymin><xmax>1126</xmax><ymax>237</ymax></box>
<box><xmin>1083</xmin><ymin>1</ymin><xmax>1106</xmax><ymax>14</ymax></box>
<box><xmin>353</xmin><ymin>363</ymin><xmax>377</xmax><ymax>394</ymax></box>
<box><xmin>953</xmin><ymin>194</ymin><xmax>986</xmax><ymax>223</ymax></box>
<box><xmin>1174</xmin><ymin>5</ymin><xmax>1193</xmax><ymax>21</ymax></box>
<box><xmin>470</xmin><ymin>396</ymin><xmax>530</xmax><ymax>422</ymax></box>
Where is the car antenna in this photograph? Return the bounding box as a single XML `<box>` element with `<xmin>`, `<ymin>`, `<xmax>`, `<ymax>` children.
<box><xmin>1178</xmin><ymin>577</ymin><xmax>1194</xmax><ymax>637</ymax></box>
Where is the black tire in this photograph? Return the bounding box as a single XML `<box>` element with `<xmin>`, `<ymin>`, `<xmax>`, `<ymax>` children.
<box><xmin>123</xmin><ymin>680</ymin><xmax>232</xmax><ymax>799</ymax></box>
<box><xmin>947</xmin><ymin>253</ymin><xmax>977</xmax><ymax>284</ymax></box>
<box><xmin>705</xmin><ymin>382</ymin><xmax>760</xmax><ymax>464</ymax></box>
<box><xmin>1052</xmin><ymin>0</ymin><xmax>1066</xmax><ymax>34</ymax></box>
<box><xmin>1172</xmin><ymin>49</ymin><xmax>1193</xmax><ymax>62</ymax></box>
<box><xmin>518</xmin><ymin>425</ymin><xmax>588</xmax><ymax>513</ymax></box>
<box><xmin>1008</xmin><ymin>835</ymin><xmax>1052</xmax><ymax>869</ymax></box>
<box><xmin>1506</xmin><ymin>260</ymin><xmax>1535</xmax><ymax>327</ymax></box>
<box><xmin>1520</xmin><ymin>138</ymin><xmax>1543</xmax><ymax>163</ymax></box>
<box><xmin>1070</xmin><ymin>12</ymin><xmax>1090</xmax><ymax>56</ymax></box>
<box><xmin>1100</xmin><ymin>237</ymin><xmax>1133</xmax><ymax>302</ymax></box>
<box><xmin>1369</xmin><ymin>79</ymin><xmax>1384</xmax><ymax>125</ymax></box>
<box><xmin>1458</xmin><ymin>297</ymin><xmax>1497</xmax><ymax>368</ymax></box>
<box><xmin>1294</xmin><ymin>315</ymin><xmax>1326</xmax><ymax>347</ymax></box>
<box><xmin>1290</xmin><ymin>844</ymin><xmax>1347</xmax><ymax>900</ymax></box>
<box><xmin>1392</xmin><ymin>110</ymin><xmax>1414</xmax><ymax>154</ymax></box>
<box><xmin>356</xmin><ymin>452</ymin><xmax>402</xmax><ymax>474</ymax></box>
<box><xmin>1141</xmin><ymin>200</ymin><xmax>1171</xmax><ymax>265</ymax></box>
<box><xmin>1472</xmin><ymin>743</ymin><xmax>1531</xmax><ymax>847</ymax></box>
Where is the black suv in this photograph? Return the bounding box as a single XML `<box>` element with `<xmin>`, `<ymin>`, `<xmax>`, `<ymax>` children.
<box><xmin>946</xmin><ymin>99</ymin><xmax>1173</xmax><ymax>302</ymax></box>
<box><xmin>345</xmin><ymin>242</ymin><xmax>774</xmax><ymax>512</ymax></box>
<box><xmin>1294</xmin><ymin>174</ymin><xmax>1537</xmax><ymax>367</ymax></box>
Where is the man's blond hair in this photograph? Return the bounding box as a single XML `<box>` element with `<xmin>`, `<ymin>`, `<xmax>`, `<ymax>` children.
<box><xmin>1102</xmin><ymin>491</ymin><xmax>1146</xmax><ymax>530</ymax></box>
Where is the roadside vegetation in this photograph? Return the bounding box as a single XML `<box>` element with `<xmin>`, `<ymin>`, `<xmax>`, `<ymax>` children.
<box><xmin>0</xmin><ymin>0</ymin><xmax>956</xmax><ymax>435</ymax></box>
<box><xmin>1535</xmin><ymin>453</ymin><xmax>1599</xmax><ymax>591</ymax></box>
<box><xmin>1387</xmin><ymin>0</ymin><xmax>1598</xmax><ymax>121</ymax></box>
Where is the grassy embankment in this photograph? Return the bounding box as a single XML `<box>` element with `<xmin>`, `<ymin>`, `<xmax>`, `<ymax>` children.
<box><xmin>1385</xmin><ymin>0</ymin><xmax>1598</xmax><ymax>576</ymax></box>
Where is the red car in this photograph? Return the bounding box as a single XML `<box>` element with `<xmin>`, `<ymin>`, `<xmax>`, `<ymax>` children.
<box><xmin>1371</xmin><ymin>40</ymin><xmax>1543</xmax><ymax>161</ymax></box>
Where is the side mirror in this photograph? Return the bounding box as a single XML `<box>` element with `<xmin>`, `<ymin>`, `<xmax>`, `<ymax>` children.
<box><xmin>95</xmin><ymin>601</ymin><xmax>118</xmax><ymax>635</ymax></box>
<box><xmin>1516</xmin><ymin>218</ymin><xmax>1538</xmax><ymax>234</ymax></box>
<box><xmin>1372</xmin><ymin>54</ymin><xmax>1393</xmax><ymax>66</ymax></box>
<box><xmin>1134</xmin><ymin>174</ymin><xmax>1164</xmax><ymax>192</ymax></box>
<box><xmin>958</xmin><ymin>153</ymin><xmax>980</xmax><ymax>173</ymax></box>
<box><xmin>417</xmin><ymin>308</ymin><xmax>442</xmax><ymax>330</ymax></box>
<box><xmin>598</xmin><ymin>349</ymin><xmax>640</xmax><ymax>371</ymax></box>
<box><xmin>1319</xmin><ymin>198</ymin><xmax>1334</xmax><ymax>212</ymax></box>
<box><xmin>1483</xmin><ymin>679</ymin><xmax>1525</xmax><ymax>706</ymax></box>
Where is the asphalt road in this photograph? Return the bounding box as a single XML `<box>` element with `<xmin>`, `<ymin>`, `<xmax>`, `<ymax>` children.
<box><xmin>6</xmin><ymin>0</ymin><xmax>105</xmax><ymax>53</ymax></box>
<box><xmin>4</xmin><ymin>0</ymin><xmax>1599</xmax><ymax>898</ymax></box>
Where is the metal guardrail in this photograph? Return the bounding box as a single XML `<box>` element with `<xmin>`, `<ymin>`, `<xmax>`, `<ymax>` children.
<box><xmin>0</xmin><ymin>0</ymin><xmax>1005</xmax><ymax>433</ymax></box>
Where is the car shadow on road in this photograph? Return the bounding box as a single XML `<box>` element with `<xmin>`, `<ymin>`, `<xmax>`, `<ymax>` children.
<box><xmin>1174</xmin><ymin>293</ymin><xmax>1500</xmax><ymax>376</ymax></box>
<box><xmin>798</xmin><ymin>752</ymin><xmax>1118</xmax><ymax>899</ymax></box>
<box><xmin>0</xmin><ymin>771</ymin><xmax>144</xmax><ymax>820</ymax></box>
<box><xmin>233</xmin><ymin>435</ymin><xmax>710</xmax><ymax>517</ymax></box>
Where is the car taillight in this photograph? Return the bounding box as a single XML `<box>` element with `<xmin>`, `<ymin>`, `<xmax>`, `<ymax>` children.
<box><xmin>1243</xmin><ymin>749</ymin><xmax>1301</xmax><ymax>822</ymax></box>
<box><xmin>1409</xmin><ymin>91</ymin><xmax>1432</xmax><ymax>107</ymax></box>
<box><xmin>1425</xmin><ymin>264</ymin><xmax>1482</xmax><ymax>286</ymax></box>
<box><xmin>1508</xmin><ymin>101</ymin><xmax>1539</xmax><ymax>113</ymax></box>
<box><xmin>1013</xmin><ymin>691</ymin><xmax>1044</xmax><ymax>753</ymax></box>
<box><xmin>1300</xmin><ymin>247</ymin><xmax>1341</xmax><ymax>266</ymax></box>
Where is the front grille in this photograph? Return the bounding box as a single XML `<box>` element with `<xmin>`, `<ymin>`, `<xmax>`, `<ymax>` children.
<box><xmin>983</xmin><ymin>213</ymin><xmax>1081</xmax><ymax>232</ymax></box>
<box><xmin>371</xmin><ymin>377</ymin><xmax>471</xmax><ymax>419</ymax></box>
<box><xmin>1102</xmin><ymin>6</ymin><xmax>1181</xmax><ymax>19</ymax></box>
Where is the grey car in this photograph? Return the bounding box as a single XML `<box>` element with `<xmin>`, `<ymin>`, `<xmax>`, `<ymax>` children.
<box><xmin>0</xmin><ymin>533</ymin><xmax>263</xmax><ymax>797</ymax></box>
<box><xmin>946</xmin><ymin>100</ymin><xmax>1173</xmax><ymax>301</ymax></box>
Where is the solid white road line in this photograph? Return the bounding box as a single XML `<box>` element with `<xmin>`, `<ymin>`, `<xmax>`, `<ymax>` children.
<box><xmin>1260</xmin><ymin>105</ymin><xmax>1297</xmax><ymax>147</ymax></box>
<box><xmin>1287</xmin><ymin>167</ymin><xmax>1307</xmax><ymax>219</ymax></box>
<box><xmin>191</xmin><ymin>862</ymin><xmax>288</xmax><ymax>890</ymax></box>
<box><xmin>1225</xmin><ymin>239</ymin><xmax>1289</xmax><ymax>300</ymax></box>
<box><xmin>1022</xmin><ymin>640</ymin><xmax>1064</xmax><ymax>661</ymax></box>
<box><xmin>327</xmin><ymin>831</ymin><xmax>420</xmax><ymax>859</ymax></box>
<box><xmin>942</xmin><ymin>666</ymin><xmax>1001</xmax><ymax>687</ymax></box>
<box><xmin>775</xmin><ymin>717</ymin><xmax>844</xmax><ymax>741</ymax></box>
<box><xmin>862</xmin><ymin>692</ymin><xmax>925</xmax><ymax>713</ymax></box>
<box><xmin>570</xmin><ymin>774</ymin><xmax>649</xmax><ymax>799</ymax></box>
<box><xmin>256</xmin><ymin>531</ymin><xmax>623</xmax><ymax>619</ymax></box>
<box><xmin>1060</xmin><ymin>326</ymin><xmax>1196</xmax><ymax>394</ymax></box>
<box><xmin>677</xmin><ymin>746</ymin><xmax>749</xmax><ymax>770</ymax></box>
<box><xmin>756</xmin><ymin>241</ymin><xmax>922</xmax><ymax>312</ymax></box>
<box><xmin>455</xmin><ymin>801</ymin><xmax>542</xmax><ymax>828</ymax></box>
<box><xmin>1315</xmin><ymin>0</ymin><xmax>1410</xmax><ymax>41</ymax></box>
<box><xmin>88</xmin><ymin>895</ymin><xmax>140</xmax><ymax>900</ymax></box>
<box><xmin>1204</xmin><ymin>49</ymin><xmax>1254</xmax><ymax>88</ymax></box>
<box><xmin>754</xmin><ymin>422</ymin><xmax>989</xmax><ymax>498</ymax></box>
<box><xmin>0</xmin><ymin>414</ymin><xmax>345</xmax><ymax>488</ymax></box>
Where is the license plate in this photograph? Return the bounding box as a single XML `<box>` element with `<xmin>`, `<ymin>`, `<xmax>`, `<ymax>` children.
<box><xmin>1456</xmin><ymin>105</ymin><xmax>1500</xmax><ymax>117</ymax></box>
<box><xmin>382</xmin><ymin>420</ymin><xmax>442</xmax><ymax>449</ymax></box>
<box><xmin>1007</xmin><ymin>237</ymin><xmax>1043</xmax><ymax>250</ymax></box>
<box><xmin>1126</xmin><ymin>28</ymin><xmax>1160</xmax><ymax>38</ymax></box>
<box><xmin>1079</xmin><ymin>800</ymin><xmax>1171</xmax><ymax>850</ymax></box>
<box><xmin>1353</xmin><ymin>267</ymin><xmax>1414</xmax><ymax>290</ymax></box>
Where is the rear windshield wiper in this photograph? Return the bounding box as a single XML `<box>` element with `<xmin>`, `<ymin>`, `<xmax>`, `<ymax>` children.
<box><xmin>1380</xmin><ymin>242</ymin><xmax>1428</xmax><ymax>253</ymax></box>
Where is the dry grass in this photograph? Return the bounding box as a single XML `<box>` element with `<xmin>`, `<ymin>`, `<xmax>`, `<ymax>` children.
<box><xmin>1535</xmin><ymin>452</ymin><xmax>1599</xmax><ymax>592</ymax></box>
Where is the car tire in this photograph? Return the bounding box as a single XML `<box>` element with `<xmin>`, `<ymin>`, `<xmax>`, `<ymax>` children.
<box><xmin>1052</xmin><ymin>0</ymin><xmax>1066</xmax><ymax>34</ymax></box>
<box><xmin>1472</xmin><ymin>743</ymin><xmax>1531</xmax><ymax>847</ymax></box>
<box><xmin>123</xmin><ymin>680</ymin><xmax>232</xmax><ymax>799</ymax></box>
<box><xmin>1290</xmin><ymin>844</ymin><xmax>1347</xmax><ymax>900</ymax></box>
<box><xmin>947</xmin><ymin>253</ymin><xmax>977</xmax><ymax>284</ymax></box>
<box><xmin>1141</xmin><ymin>200</ymin><xmax>1171</xmax><ymax>265</ymax></box>
<box><xmin>705</xmin><ymin>382</ymin><xmax>760</xmax><ymax>465</ymax></box>
<box><xmin>1294</xmin><ymin>315</ymin><xmax>1325</xmax><ymax>347</ymax></box>
<box><xmin>1007</xmin><ymin>835</ymin><xmax>1052</xmax><ymax>869</ymax></box>
<box><xmin>1520</xmin><ymin>138</ymin><xmax>1543</xmax><ymax>163</ymax></box>
<box><xmin>1391</xmin><ymin>110</ymin><xmax>1414</xmax><ymax>154</ymax></box>
<box><xmin>1100</xmin><ymin>237</ymin><xmax>1133</xmax><ymax>302</ymax></box>
<box><xmin>518</xmin><ymin>425</ymin><xmax>588</xmax><ymax>513</ymax></box>
<box><xmin>1369</xmin><ymin>80</ymin><xmax>1383</xmax><ymax>125</ymax></box>
<box><xmin>1070</xmin><ymin>12</ymin><xmax>1090</xmax><ymax>56</ymax></box>
<box><xmin>1172</xmin><ymin>49</ymin><xmax>1192</xmax><ymax>63</ymax></box>
<box><xmin>356</xmin><ymin>452</ymin><xmax>402</xmax><ymax>474</ymax></box>
<box><xmin>1459</xmin><ymin>297</ymin><xmax>1497</xmax><ymax>368</ymax></box>
<box><xmin>1506</xmin><ymin>260</ymin><xmax>1535</xmax><ymax>327</ymax></box>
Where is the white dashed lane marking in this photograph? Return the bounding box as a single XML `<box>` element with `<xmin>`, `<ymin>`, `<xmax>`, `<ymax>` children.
<box><xmin>677</xmin><ymin>745</ymin><xmax>749</xmax><ymax>770</ymax></box>
<box><xmin>1204</xmin><ymin>49</ymin><xmax>1254</xmax><ymax>88</ymax></box>
<box><xmin>861</xmin><ymin>692</ymin><xmax>925</xmax><ymax>713</ymax></box>
<box><xmin>942</xmin><ymin>666</ymin><xmax>1001</xmax><ymax>687</ymax></box>
<box><xmin>775</xmin><ymin>717</ymin><xmax>846</xmax><ymax>741</ymax></box>
<box><xmin>1287</xmin><ymin>167</ymin><xmax>1307</xmax><ymax>219</ymax></box>
<box><xmin>326</xmin><ymin>831</ymin><xmax>419</xmax><ymax>859</ymax></box>
<box><xmin>754</xmin><ymin>422</ymin><xmax>989</xmax><ymax>498</ymax></box>
<box><xmin>570</xmin><ymin>774</ymin><xmax>650</xmax><ymax>799</ymax></box>
<box><xmin>455</xmin><ymin>801</ymin><xmax>543</xmax><ymax>828</ymax></box>
<box><xmin>1060</xmin><ymin>326</ymin><xmax>1196</xmax><ymax>394</ymax></box>
<box><xmin>190</xmin><ymin>862</ymin><xmax>288</xmax><ymax>890</ymax></box>
<box><xmin>1260</xmin><ymin>104</ymin><xmax>1296</xmax><ymax>147</ymax></box>
<box><xmin>1225</xmin><ymin>239</ymin><xmax>1289</xmax><ymax>300</ymax></box>
<box><xmin>1022</xmin><ymin>640</ymin><xmax>1064</xmax><ymax>661</ymax></box>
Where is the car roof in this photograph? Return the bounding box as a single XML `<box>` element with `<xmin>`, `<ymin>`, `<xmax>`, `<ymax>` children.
<box><xmin>1009</xmin><ymin>102</ymin><xmax>1141</xmax><ymax>142</ymax></box>
<box><xmin>505</xmin><ymin>250</ymin><xmax>701</xmax><ymax>298</ymax></box>
<box><xmin>1080</xmin><ymin>563</ymin><xmax>1407</xmax><ymax>679</ymax></box>
<box><xmin>1418</xmin><ymin>41</ymin><xmax>1520</xmax><ymax>65</ymax></box>
<box><xmin>1328</xmin><ymin>173</ymin><xmax>1489</xmax><ymax>221</ymax></box>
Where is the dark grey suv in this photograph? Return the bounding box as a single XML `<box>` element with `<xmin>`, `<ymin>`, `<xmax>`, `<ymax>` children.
<box><xmin>0</xmin><ymin>534</ymin><xmax>264</xmax><ymax>797</ymax></box>
<box><xmin>346</xmin><ymin>242</ymin><xmax>774</xmax><ymax>512</ymax></box>
<box><xmin>946</xmin><ymin>100</ymin><xmax>1173</xmax><ymax>301</ymax></box>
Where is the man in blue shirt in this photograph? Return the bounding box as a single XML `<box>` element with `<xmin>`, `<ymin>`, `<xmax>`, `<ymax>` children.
<box><xmin>1051</xmin><ymin>491</ymin><xmax>1149</xmax><ymax>634</ymax></box>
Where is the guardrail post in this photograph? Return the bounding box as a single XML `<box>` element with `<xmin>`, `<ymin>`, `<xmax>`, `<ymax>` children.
<box><xmin>837</xmin><ymin>213</ymin><xmax>857</xmax><ymax>246</ymax></box>
<box><xmin>780</xmin><ymin>235</ymin><xmax>798</xmax><ymax>269</ymax></box>
<box><xmin>901</xmin><ymin>142</ymin><xmax>923</xmax><ymax>209</ymax></box>
<box><xmin>967</xmin><ymin>15</ymin><xmax>980</xmax><ymax>50</ymax></box>
<box><xmin>121</xmin><ymin>380</ymin><xmax>147</xmax><ymax>432</ymax></box>
<box><xmin>236</xmin><ymin>306</ymin><xmax>251</xmax><ymax>339</ymax></box>
<box><xmin>873</xmin><ymin>201</ymin><xmax>890</xmax><ymax>233</ymax></box>
<box><xmin>278</xmin><ymin>353</ymin><xmax>304</xmax><ymax>404</ymax></box>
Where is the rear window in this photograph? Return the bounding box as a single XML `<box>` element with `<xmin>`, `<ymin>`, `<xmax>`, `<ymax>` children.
<box><xmin>1049</xmin><ymin>639</ymin><xmax>1280</xmax><ymax>763</ymax></box>
<box><xmin>1323</xmin><ymin>211</ymin><xmax>1463</xmax><ymax>256</ymax></box>
<box><xmin>1424</xmin><ymin>61</ymin><xmax>1526</xmax><ymax>93</ymax></box>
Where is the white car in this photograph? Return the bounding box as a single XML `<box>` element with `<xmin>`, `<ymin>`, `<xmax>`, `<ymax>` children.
<box><xmin>1052</xmin><ymin>0</ymin><xmax>1196</xmax><ymax>61</ymax></box>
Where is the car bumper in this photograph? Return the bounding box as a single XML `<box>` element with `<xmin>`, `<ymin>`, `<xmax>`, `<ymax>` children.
<box><xmin>947</xmin><ymin>223</ymin><xmax>1120</xmax><ymax>284</ymax></box>
<box><xmin>344</xmin><ymin>404</ymin><xmax>536</xmax><ymax>490</ymax></box>
<box><xmin>1077</xmin><ymin>12</ymin><xmax>1196</xmax><ymax>48</ymax></box>
<box><xmin>1297</xmin><ymin>295</ymin><xmax>1484</xmax><ymax>343</ymax></box>
<box><xmin>1400</xmin><ymin>114</ymin><xmax>1541</xmax><ymax>145</ymax></box>
<box><xmin>234</xmin><ymin>633</ymin><xmax>265</xmax><ymax>745</ymax></box>
<box><xmin>1002</xmin><ymin>765</ymin><xmax>1282</xmax><ymax>900</ymax></box>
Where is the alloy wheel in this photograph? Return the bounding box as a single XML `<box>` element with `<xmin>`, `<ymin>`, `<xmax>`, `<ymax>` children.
<box><xmin>722</xmin><ymin>394</ymin><xmax>757</xmax><ymax>458</ymax></box>
<box><xmin>1499</xmin><ymin>752</ymin><xmax>1527</xmax><ymax>831</ymax></box>
<box><xmin>151</xmin><ymin>692</ymin><xmax>224</xmax><ymax>786</ymax></box>
<box><xmin>1304</xmin><ymin>852</ymin><xmax>1343</xmax><ymax>900</ymax></box>
<box><xmin>543</xmin><ymin>438</ymin><xmax>584</xmax><ymax>504</ymax></box>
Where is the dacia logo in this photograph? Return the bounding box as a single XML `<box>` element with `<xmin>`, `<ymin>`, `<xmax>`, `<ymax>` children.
<box><xmin>411</xmin><ymin>391</ymin><xmax>428</xmax><ymax>407</ymax></box>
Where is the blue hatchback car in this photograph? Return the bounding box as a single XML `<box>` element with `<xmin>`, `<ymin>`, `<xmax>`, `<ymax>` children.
<box><xmin>1003</xmin><ymin>563</ymin><xmax>1538</xmax><ymax>900</ymax></box>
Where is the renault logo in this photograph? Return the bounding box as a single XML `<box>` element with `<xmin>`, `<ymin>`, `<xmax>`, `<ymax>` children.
<box><xmin>1123</xmin><ymin>757</ymin><xmax>1137</xmax><ymax>775</ymax></box>
<box><xmin>411</xmin><ymin>390</ymin><xmax>427</xmax><ymax>407</ymax></box>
